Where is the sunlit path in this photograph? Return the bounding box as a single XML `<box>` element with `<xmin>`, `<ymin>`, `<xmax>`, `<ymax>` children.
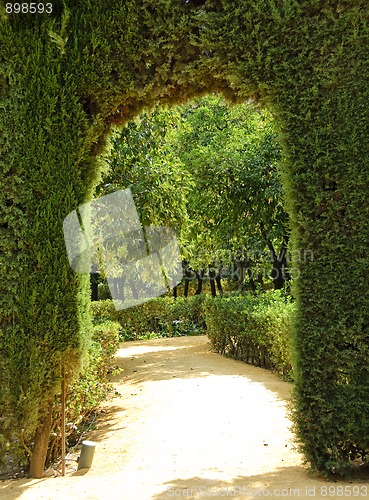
<box><xmin>1</xmin><ymin>336</ymin><xmax>363</xmax><ymax>499</ymax></box>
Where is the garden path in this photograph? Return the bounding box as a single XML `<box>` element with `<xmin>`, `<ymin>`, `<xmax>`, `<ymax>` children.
<box><xmin>1</xmin><ymin>335</ymin><xmax>366</xmax><ymax>499</ymax></box>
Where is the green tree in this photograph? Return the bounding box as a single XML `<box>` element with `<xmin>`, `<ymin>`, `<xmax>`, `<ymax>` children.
<box><xmin>101</xmin><ymin>96</ymin><xmax>287</xmax><ymax>294</ymax></box>
<box><xmin>96</xmin><ymin>109</ymin><xmax>192</xmax><ymax>231</ymax></box>
<box><xmin>170</xmin><ymin>95</ymin><xmax>289</xmax><ymax>291</ymax></box>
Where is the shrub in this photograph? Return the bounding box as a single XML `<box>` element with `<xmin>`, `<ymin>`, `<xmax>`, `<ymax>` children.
<box><xmin>0</xmin><ymin>319</ymin><xmax>121</xmax><ymax>475</ymax></box>
<box><xmin>91</xmin><ymin>295</ymin><xmax>206</xmax><ymax>341</ymax></box>
<box><xmin>162</xmin><ymin>295</ymin><xmax>206</xmax><ymax>337</ymax></box>
<box><xmin>204</xmin><ymin>291</ymin><xmax>295</xmax><ymax>380</ymax></box>
<box><xmin>42</xmin><ymin>321</ymin><xmax>120</xmax><ymax>468</ymax></box>
<box><xmin>97</xmin><ymin>282</ymin><xmax>112</xmax><ymax>301</ymax></box>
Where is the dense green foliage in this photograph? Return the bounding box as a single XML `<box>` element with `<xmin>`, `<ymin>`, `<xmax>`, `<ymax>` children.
<box><xmin>96</xmin><ymin>108</ymin><xmax>190</xmax><ymax>231</ymax></box>
<box><xmin>1</xmin><ymin>0</ymin><xmax>369</xmax><ymax>477</ymax></box>
<box><xmin>46</xmin><ymin>320</ymin><xmax>120</xmax><ymax>466</ymax></box>
<box><xmin>1</xmin><ymin>320</ymin><xmax>120</xmax><ymax>471</ymax></box>
<box><xmin>0</xmin><ymin>12</ymin><xmax>96</xmax><ymax>475</ymax></box>
<box><xmin>205</xmin><ymin>292</ymin><xmax>294</xmax><ymax>380</ymax></box>
<box><xmin>99</xmin><ymin>96</ymin><xmax>288</xmax><ymax>289</ymax></box>
<box><xmin>91</xmin><ymin>296</ymin><xmax>206</xmax><ymax>341</ymax></box>
<box><xmin>169</xmin><ymin>96</ymin><xmax>287</xmax><ymax>276</ymax></box>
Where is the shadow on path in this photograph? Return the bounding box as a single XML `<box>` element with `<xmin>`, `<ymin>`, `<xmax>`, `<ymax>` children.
<box><xmin>151</xmin><ymin>466</ymin><xmax>358</xmax><ymax>500</ymax></box>
<box><xmin>4</xmin><ymin>335</ymin><xmax>361</xmax><ymax>500</ymax></box>
<box><xmin>111</xmin><ymin>335</ymin><xmax>291</xmax><ymax>401</ymax></box>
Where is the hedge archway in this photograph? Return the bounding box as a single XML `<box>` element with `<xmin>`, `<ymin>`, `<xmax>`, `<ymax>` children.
<box><xmin>1</xmin><ymin>0</ymin><xmax>369</xmax><ymax>478</ymax></box>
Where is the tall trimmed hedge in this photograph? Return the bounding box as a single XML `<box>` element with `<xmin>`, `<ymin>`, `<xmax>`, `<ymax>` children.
<box><xmin>0</xmin><ymin>15</ymin><xmax>99</xmax><ymax>477</ymax></box>
<box><xmin>1</xmin><ymin>0</ymin><xmax>369</xmax><ymax>477</ymax></box>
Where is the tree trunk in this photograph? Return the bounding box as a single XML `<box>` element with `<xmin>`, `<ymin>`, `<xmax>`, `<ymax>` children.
<box><xmin>245</xmin><ymin>259</ymin><xmax>256</xmax><ymax>291</ymax></box>
<box><xmin>28</xmin><ymin>398</ymin><xmax>54</xmax><ymax>478</ymax></box>
<box><xmin>116</xmin><ymin>276</ymin><xmax>125</xmax><ymax>300</ymax></box>
<box><xmin>194</xmin><ymin>270</ymin><xmax>204</xmax><ymax>295</ymax></box>
<box><xmin>209</xmin><ymin>268</ymin><xmax>217</xmax><ymax>297</ymax></box>
<box><xmin>271</xmin><ymin>260</ymin><xmax>284</xmax><ymax>289</ymax></box>
<box><xmin>129</xmin><ymin>280</ymin><xmax>138</xmax><ymax>299</ymax></box>
<box><xmin>183</xmin><ymin>262</ymin><xmax>193</xmax><ymax>298</ymax></box>
<box><xmin>184</xmin><ymin>276</ymin><xmax>190</xmax><ymax>297</ymax></box>
<box><xmin>236</xmin><ymin>259</ymin><xmax>245</xmax><ymax>290</ymax></box>
<box><xmin>215</xmin><ymin>272</ymin><xmax>223</xmax><ymax>295</ymax></box>
<box><xmin>90</xmin><ymin>273</ymin><xmax>99</xmax><ymax>301</ymax></box>
<box><xmin>266</xmin><ymin>238</ymin><xmax>287</xmax><ymax>290</ymax></box>
<box><xmin>267</xmin><ymin>235</ymin><xmax>290</xmax><ymax>290</ymax></box>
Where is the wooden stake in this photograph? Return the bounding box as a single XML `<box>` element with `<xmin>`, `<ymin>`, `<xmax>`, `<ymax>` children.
<box><xmin>61</xmin><ymin>362</ymin><xmax>66</xmax><ymax>476</ymax></box>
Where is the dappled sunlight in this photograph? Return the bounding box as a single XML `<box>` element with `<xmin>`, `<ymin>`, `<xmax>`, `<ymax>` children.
<box><xmin>2</xmin><ymin>336</ymin><xmax>366</xmax><ymax>499</ymax></box>
<box><xmin>151</xmin><ymin>468</ymin><xmax>343</xmax><ymax>500</ymax></box>
<box><xmin>115</xmin><ymin>341</ymin><xmax>192</xmax><ymax>358</ymax></box>
<box><xmin>111</xmin><ymin>335</ymin><xmax>292</xmax><ymax>402</ymax></box>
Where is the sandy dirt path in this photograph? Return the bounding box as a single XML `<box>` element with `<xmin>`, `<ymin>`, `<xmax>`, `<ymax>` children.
<box><xmin>1</xmin><ymin>335</ymin><xmax>368</xmax><ymax>499</ymax></box>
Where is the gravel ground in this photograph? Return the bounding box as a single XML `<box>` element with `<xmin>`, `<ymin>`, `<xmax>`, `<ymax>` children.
<box><xmin>1</xmin><ymin>335</ymin><xmax>367</xmax><ymax>499</ymax></box>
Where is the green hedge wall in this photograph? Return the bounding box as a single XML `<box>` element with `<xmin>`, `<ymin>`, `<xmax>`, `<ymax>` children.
<box><xmin>1</xmin><ymin>320</ymin><xmax>120</xmax><ymax>473</ymax></box>
<box><xmin>46</xmin><ymin>320</ymin><xmax>121</xmax><ymax>466</ymax></box>
<box><xmin>92</xmin><ymin>293</ymin><xmax>293</xmax><ymax>381</ymax></box>
<box><xmin>91</xmin><ymin>295</ymin><xmax>206</xmax><ymax>341</ymax></box>
<box><xmin>0</xmin><ymin>15</ymin><xmax>99</xmax><ymax>476</ymax></box>
<box><xmin>204</xmin><ymin>292</ymin><xmax>294</xmax><ymax>381</ymax></box>
<box><xmin>2</xmin><ymin>0</ymin><xmax>369</xmax><ymax>477</ymax></box>
<box><xmin>47</xmin><ymin>320</ymin><xmax>120</xmax><ymax>463</ymax></box>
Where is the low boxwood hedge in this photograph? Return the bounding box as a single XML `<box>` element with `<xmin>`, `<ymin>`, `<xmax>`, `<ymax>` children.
<box><xmin>204</xmin><ymin>291</ymin><xmax>295</xmax><ymax>380</ymax></box>
<box><xmin>91</xmin><ymin>291</ymin><xmax>294</xmax><ymax>381</ymax></box>
<box><xmin>91</xmin><ymin>295</ymin><xmax>206</xmax><ymax>341</ymax></box>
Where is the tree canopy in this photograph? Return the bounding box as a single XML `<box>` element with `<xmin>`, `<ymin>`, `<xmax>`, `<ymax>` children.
<box><xmin>99</xmin><ymin>95</ymin><xmax>288</xmax><ymax>289</ymax></box>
